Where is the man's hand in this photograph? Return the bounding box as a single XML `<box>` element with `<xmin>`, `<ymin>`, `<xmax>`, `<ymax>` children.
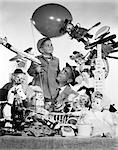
<box><xmin>36</xmin><ymin>65</ymin><xmax>42</xmax><ymax>73</ymax></box>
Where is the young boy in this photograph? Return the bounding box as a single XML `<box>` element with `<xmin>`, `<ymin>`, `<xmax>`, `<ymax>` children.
<box><xmin>27</xmin><ymin>37</ymin><xmax>60</xmax><ymax>111</ymax></box>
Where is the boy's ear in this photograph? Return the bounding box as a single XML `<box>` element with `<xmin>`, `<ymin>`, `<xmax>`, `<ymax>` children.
<box><xmin>39</xmin><ymin>48</ymin><xmax>44</xmax><ymax>53</ymax></box>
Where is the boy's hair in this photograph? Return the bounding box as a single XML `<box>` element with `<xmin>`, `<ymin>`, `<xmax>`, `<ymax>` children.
<box><xmin>37</xmin><ymin>37</ymin><xmax>51</xmax><ymax>53</ymax></box>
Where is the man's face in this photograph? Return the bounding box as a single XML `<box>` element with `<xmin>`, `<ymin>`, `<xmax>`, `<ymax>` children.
<box><xmin>57</xmin><ymin>67</ymin><xmax>73</xmax><ymax>84</ymax></box>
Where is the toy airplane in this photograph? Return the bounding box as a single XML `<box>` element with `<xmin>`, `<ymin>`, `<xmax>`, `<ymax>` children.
<box><xmin>0</xmin><ymin>37</ymin><xmax>41</xmax><ymax>65</ymax></box>
<box><xmin>9</xmin><ymin>47</ymin><xmax>33</xmax><ymax>62</ymax></box>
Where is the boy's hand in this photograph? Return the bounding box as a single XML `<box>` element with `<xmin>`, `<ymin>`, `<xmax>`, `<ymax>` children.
<box><xmin>33</xmin><ymin>62</ymin><xmax>42</xmax><ymax>73</ymax></box>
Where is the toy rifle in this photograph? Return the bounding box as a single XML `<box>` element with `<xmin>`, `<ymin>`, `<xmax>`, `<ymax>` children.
<box><xmin>0</xmin><ymin>37</ymin><xmax>41</xmax><ymax>65</ymax></box>
<box><xmin>91</xmin><ymin>26</ymin><xmax>109</xmax><ymax>96</ymax></box>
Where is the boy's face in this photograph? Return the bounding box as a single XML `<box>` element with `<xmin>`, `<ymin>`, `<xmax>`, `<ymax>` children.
<box><xmin>41</xmin><ymin>40</ymin><xmax>54</xmax><ymax>54</ymax></box>
<box><xmin>57</xmin><ymin>67</ymin><xmax>73</xmax><ymax>84</ymax></box>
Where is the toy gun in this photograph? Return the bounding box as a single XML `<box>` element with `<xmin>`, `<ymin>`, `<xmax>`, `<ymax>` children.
<box><xmin>0</xmin><ymin>37</ymin><xmax>41</xmax><ymax>65</ymax></box>
<box><xmin>85</xmin><ymin>26</ymin><xmax>118</xmax><ymax>51</ymax></box>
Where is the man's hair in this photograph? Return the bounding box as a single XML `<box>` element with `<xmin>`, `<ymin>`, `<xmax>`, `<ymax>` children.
<box><xmin>66</xmin><ymin>63</ymin><xmax>80</xmax><ymax>86</ymax></box>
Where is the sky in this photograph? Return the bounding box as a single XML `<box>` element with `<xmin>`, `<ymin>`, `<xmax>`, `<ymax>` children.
<box><xmin>0</xmin><ymin>0</ymin><xmax>118</xmax><ymax>106</ymax></box>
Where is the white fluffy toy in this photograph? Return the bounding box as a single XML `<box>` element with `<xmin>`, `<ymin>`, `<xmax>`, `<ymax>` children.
<box><xmin>3</xmin><ymin>84</ymin><xmax>26</xmax><ymax>128</ymax></box>
<box><xmin>28</xmin><ymin>85</ymin><xmax>45</xmax><ymax>112</ymax></box>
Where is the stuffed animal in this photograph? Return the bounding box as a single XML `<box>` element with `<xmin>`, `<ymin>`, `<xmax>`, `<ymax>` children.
<box><xmin>88</xmin><ymin>92</ymin><xmax>114</xmax><ymax>137</ymax></box>
<box><xmin>3</xmin><ymin>84</ymin><xmax>26</xmax><ymax>128</ymax></box>
<box><xmin>28</xmin><ymin>85</ymin><xmax>44</xmax><ymax>111</ymax></box>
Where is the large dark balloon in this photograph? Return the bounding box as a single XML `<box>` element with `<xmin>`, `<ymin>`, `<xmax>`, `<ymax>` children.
<box><xmin>31</xmin><ymin>3</ymin><xmax>72</xmax><ymax>38</ymax></box>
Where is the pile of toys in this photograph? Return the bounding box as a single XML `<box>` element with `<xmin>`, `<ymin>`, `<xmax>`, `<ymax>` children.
<box><xmin>0</xmin><ymin>19</ymin><xmax>118</xmax><ymax>137</ymax></box>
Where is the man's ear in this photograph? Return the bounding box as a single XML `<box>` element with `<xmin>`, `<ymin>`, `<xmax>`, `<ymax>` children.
<box><xmin>67</xmin><ymin>78</ymin><xmax>73</xmax><ymax>84</ymax></box>
<box><xmin>39</xmin><ymin>48</ymin><xmax>44</xmax><ymax>53</ymax></box>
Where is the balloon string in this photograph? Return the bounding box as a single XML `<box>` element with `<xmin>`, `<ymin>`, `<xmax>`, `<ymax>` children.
<box><xmin>30</xmin><ymin>19</ymin><xmax>44</xmax><ymax>99</ymax></box>
<box><xmin>30</xmin><ymin>19</ymin><xmax>37</xmax><ymax>53</ymax></box>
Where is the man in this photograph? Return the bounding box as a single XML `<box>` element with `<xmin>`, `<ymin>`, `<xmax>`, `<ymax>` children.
<box><xmin>54</xmin><ymin>63</ymin><xmax>79</xmax><ymax>112</ymax></box>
